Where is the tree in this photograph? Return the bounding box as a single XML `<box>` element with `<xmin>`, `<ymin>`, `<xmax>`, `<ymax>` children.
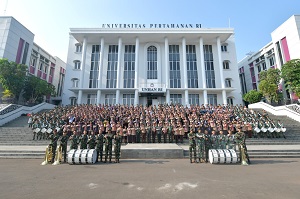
<box><xmin>258</xmin><ymin>68</ymin><xmax>281</xmax><ymax>102</ymax></box>
<box><xmin>23</xmin><ymin>75</ymin><xmax>56</xmax><ymax>104</ymax></box>
<box><xmin>0</xmin><ymin>59</ymin><xmax>27</xmax><ymax>103</ymax></box>
<box><xmin>281</xmin><ymin>59</ymin><xmax>300</xmax><ymax>97</ymax></box>
<box><xmin>243</xmin><ymin>90</ymin><xmax>263</xmax><ymax>104</ymax></box>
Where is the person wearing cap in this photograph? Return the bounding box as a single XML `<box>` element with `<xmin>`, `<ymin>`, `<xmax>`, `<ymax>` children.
<box><xmin>235</xmin><ymin>127</ymin><xmax>250</xmax><ymax>165</ymax></box>
<box><xmin>114</xmin><ymin>130</ymin><xmax>122</xmax><ymax>163</ymax></box>
<box><xmin>79</xmin><ymin>130</ymin><xmax>88</xmax><ymax>149</ymax></box>
<box><xmin>218</xmin><ymin>130</ymin><xmax>226</xmax><ymax>149</ymax></box>
<box><xmin>60</xmin><ymin>130</ymin><xmax>69</xmax><ymax>163</ymax></box>
<box><xmin>188</xmin><ymin>127</ymin><xmax>197</xmax><ymax>163</ymax></box>
<box><xmin>69</xmin><ymin>130</ymin><xmax>79</xmax><ymax>150</ymax></box>
<box><xmin>104</xmin><ymin>129</ymin><xmax>113</xmax><ymax>163</ymax></box>
<box><xmin>96</xmin><ymin>129</ymin><xmax>104</xmax><ymax>162</ymax></box>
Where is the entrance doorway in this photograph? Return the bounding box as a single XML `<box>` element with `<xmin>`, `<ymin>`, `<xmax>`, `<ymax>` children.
<box><xmin>147</xmin><ymin>96</ymin><xmax>157</xmax><ymax>106</ymax></box>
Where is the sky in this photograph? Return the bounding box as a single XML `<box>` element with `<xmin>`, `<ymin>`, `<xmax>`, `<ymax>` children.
<box><xmin>0</xmin><ymin>0</ymin><xmax>299</xmax><ymax>63</ymax></box>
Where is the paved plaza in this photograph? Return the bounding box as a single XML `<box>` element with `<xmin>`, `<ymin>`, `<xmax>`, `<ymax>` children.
<box><xmin>0</xmin><ymin>158</ymin><xmax>299</xmax><ymax>199</ymax></box>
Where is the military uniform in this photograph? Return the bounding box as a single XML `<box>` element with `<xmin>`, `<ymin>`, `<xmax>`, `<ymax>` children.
<box><xmin>96</xmin><ymin>132</ymin><xmax>104</xmax><ymax>162</ymax></box>
<box><xmin>168</xmin><ymin>124</ymin><xmax>173</xmax><ymax>143</ymax></box>
<box><xmin>104</xmin><ymin>131</ymin><xmax>113</xmax><ymax>163</ymax></box>
<box><xmin>196</xmin><ymin>130</ymin><xmax>205</xmax><ymax>163</ymax></box>
<box><xmin>156</xmin><ymin>124</ymin><xmax>162</xmax><ymax>143</ymax></box>
<box><xmin>204</xmin><ymin>132</ymin><xmax>211</xmax><ymax>162</ymax></box>
<box><xmin>235</xmin><ymin>129</ymin><xmax>250</xmax><ymax>165</ymax></box>
<box><xmin>88</xmin><ymin>133</ymin><xmax>96</xmax><ymax>149</ymax></box>
<box><xmin>218</xmin><ymin>132</ymin><xmax>227</xmax><ymax>149</ymax></box>
<box><xmin>69</xmin><ymin>133</ymin><xmax>79</xmax><ymax>150</ymax></box>
<box><xmin>210</xmin><ymin>132</ymin><xmax>218</xmax><ymax>149</ymax></box>
<box><xmin>48</xmin><ymin>132</ymin><xmax>59</xmax><ymax>163</ymax></box>
<box><xmin>114</xmin><ymin>133</ymin><xmax>122</xmax><ymax>163</ymax></box>
<box><xmin>226</xmin><ymin>133</ymin><xmax>235</xmax><ymax>150</ymax></box>
<box><xmin>188</xmin><ymin>131</ymin><xmax>197</xmax><ymax>163</ymax></box>
<box><xmin>60</xmin><ymin>132</ymin><xmax>68</xmax><ymax>163</ymax></box>
<box><xmin>79</xmin><ymin>132</ymin><xmax>88</xmax><ymax>149</ymax></box>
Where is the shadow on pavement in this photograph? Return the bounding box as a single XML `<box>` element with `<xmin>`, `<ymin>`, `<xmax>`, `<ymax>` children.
<box><xmin>249</xmin><ymin>159</ymin><xmax>298</xmax><ymax>165</ymax></box>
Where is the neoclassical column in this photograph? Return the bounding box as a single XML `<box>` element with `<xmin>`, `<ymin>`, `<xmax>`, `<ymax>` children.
<box><xmin>134</xmin><ymin>37</ymin><xmax>139</xmax><ymax>105</ymax></box>
<box><xmin>116</xmin><ymin>37</ymin><xmax>122</xmax><ymax>104</ymax></box>
<box><xmin>78</xmin><ymin>37</ymin><xmax>87</xmax><ymax>104</ymax></box>
<box><xmin>164</xmin><ymin>37</ymin><xmax>170</xmax><ymax>104</ymax></box>
<box><xmin>182</xmin><ymin>37</ymin><xmax>189</xmax><ymax>106</ymax></box>
<box><xmin>216</xmin><ymin>36</ymin><xmax>227</xmax><ymax>105</ymax></box>
<box><xmin>97</xmin><ymin>37</ymin><xmax>105</xmax><ymax>104</ymax></box>
<box><xmin>199</xmin><ymin>37</ymin><xmax>207</xmax><ymax>105</ymax></box>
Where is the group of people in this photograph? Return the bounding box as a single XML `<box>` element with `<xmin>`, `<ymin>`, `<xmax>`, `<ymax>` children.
<box><xmin>28</xmin><ymin>103</ymin><xmax>287</xmax><ymax>164</ymax></box>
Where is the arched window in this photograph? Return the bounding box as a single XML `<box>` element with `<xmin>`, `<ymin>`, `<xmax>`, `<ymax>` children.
<box><xmin>225</xmin><ymin>78</ymin><xmax>232</xmax><ymax>88</ymax></box>
<box><xmin>73</xmin><ymin>60</ymin><xmax>81</xmax><ymax>70</ymax></box>
<box><xmin>71</xmin><ymin>78</ymin><xmax>79</xmax><ymax>88</ymax></box>
<box><xmin>223</xmin><ymin>60</ymin><xmax>230</xmax><ymax>69</ymax></box>
<box><xmin>75</xmin><ymin>43</ymin><xmax>82</xmax><ymax>53</ymax></box>
<box><xmin>147</xmin><ymin>46</ymin><xmax>157</xmax><ymax>79</ymax></box>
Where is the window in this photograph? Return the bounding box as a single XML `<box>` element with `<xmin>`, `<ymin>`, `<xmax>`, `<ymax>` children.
<box><xmin>170</xmin><ymin>94</ymin><xmax>182</xmax><ymax>104</ymax></box>
<box><xmin>223</xmin><ymin>60</ymin><xmax>230</xmax><ymax>69</ymax></box>
<box><xmin>22</xmin><ymin>42</ymin><xmax>29</xmax><ymax>65</ymax></box>
<box><xmin>186</xmin><ymin>45</ymin><xmax>198</xmax><ymax>88</ymax></box>
<box><xmin>74</xmin><ymin>60</ymin><xmax>81</xmax><ymax>70</ymax></box>
<box><xmin>147</xmin><ymin>46</ymin><xmax>157</xmax><ymax>79</ymax></box>
<box><xmin>227</xmin><ymin>97</ymin><xmax>233</xmax><ymax>105</ymax></box>
<box><xmin>221</xmin><ymin>45</ymin><xmax>227</xmax><ymax>52</ymax></box>
<box><xmin>44</xmin><ymin>64</ymin><xmax>48</xmax><ymax>73</ymax></box>
<box><xmin>87</xmin><ymin>94</ymin><xmax>97</xmax><ymax>105</ymax></box>
<box><xmin>269</xmin><ymin>57</ymin><xmax>275</xmax><ymax>67</ymax></box>
<box><xmin>75</xmin><ymin>43</ymin><xmax>82</xmax><ymax>53</ymax></box>
<box><xmin>169</xmin><ymin>45</ymin><xmax>181</xmax><ymax>88</ymax></box>
<box><xmin>31</xmin><ymin>57</ymin><xmax>37</xmax><ymax>67</ymax></box>
<box><xmin>38</xmin><ymin>62</ymin><xmax>43</xmax><ymax>71</ymax></box>
<box><xmin>207</xmin><ymin>94</ymin><xmax>217</xmax><ymax>106</ymax></box>
<box><xmin>225</xmin><ymin>78</ymin><xmax>232</xmax><ymax>88</ymax></box>
<box><xmin>106</xmin><ymin>45</ymin><xmax>118</xmax><ymax>88</ymax></box>
<box><xmin>71</xmin><ymin>78</ymin><xmax>79</xmax><ymax>88</ymax></box>
<box><xmin>189</xmin><ymin>94</ymin><xmax>199</xmax><ymax>105</ymax></box>
<box><xmin>89</xmin><ymin>45</ymin><xmax>100</xmax><ymax>88</ymax></box>
<box><xmin>262</xmin><ymin>62</ymin><xmax>267</xmax><ymax>70</ymax></box>
<box><xmin>105</xmin><ymin>94</ymin><xmax>116</xmax><ymax>105</ymax></box>
<box><xmin>257</xmin><ymin>64</ymin><xmax>261</xmax><ymax>73</ymax></box>
<box><xmin>204</xmin><ymin>45</ymin><xmax>215</xmax><ymax>88</ymax></box>
<box><xmin>70</xmin><ymin>97</ymin><xmax>77</xmax><ymax>105</ymax></box>
<box><xmin>123</xmin><ymin>94</ymin><xmax>134</xmax><ymax>105</ymax></box>
<box><xmin>124</xmin><ymin>45</ymin><xmax>135</xmax><ymax>88</ymax></box>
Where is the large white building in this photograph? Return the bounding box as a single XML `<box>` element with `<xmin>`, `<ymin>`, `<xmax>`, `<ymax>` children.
<box><xmin>63</xmin><ymin>24</ymin><xmax>242</xmax><ymax>106</ymax></box>
<box><xmin>238</xmin><ymin>15</ymin><xmax>300</xmax><ymax>102</ymax></box>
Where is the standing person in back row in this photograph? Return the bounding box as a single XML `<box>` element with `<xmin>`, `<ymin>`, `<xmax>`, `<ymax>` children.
<box><xmin>188</xmin><ymin>127</ymin><xmax>197</xmax><ymax>163</ymax></box>
<box><xmin>60</xmin><ymin>130</ymin><xmax>69</xmax><ymax>163</ymax></box>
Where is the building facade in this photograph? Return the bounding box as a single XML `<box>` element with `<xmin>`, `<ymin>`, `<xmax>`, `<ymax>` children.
<box><xmin>238</xmin><ymin>15</ymin><xmax>300</xmax><ymax>101</ymax></box>
<box><xmin>63</xmin><ymin>25</ymin><xmax>242</xmax><ymax>106</ymax></box>
<box><xmin>0</xmin><ymin>16</ymin><xmax>66</xmax><ymax>104</ymax></box>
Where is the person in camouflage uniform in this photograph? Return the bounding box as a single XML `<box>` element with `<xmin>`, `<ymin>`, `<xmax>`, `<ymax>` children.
<box><xmin>196</xmin><ymin>128</ymin><xmax>205</xmax><ymax>163</ymax></box>
<box><xmin>88</xmin><ymin>131</ymin><xmax>96</xmax><ymax>149</ymax></box>
<box><xmin>210</xmin><ymin>130</ymin><xmax>218</xmax><ymax>149</ymax></box>
<box><xmin>79</xmin><ymin>130</ymin><xmax>88</xmax><ymax>149</ymax></box>
<box><xmin>235</xmin><ymin>127</ymin><xmax>250</xmax><ymax>165</ymax></box>
<box><xmin>96</xmin><ymin>130</ymin><xmax>104</xmax><ymax>162</ymax></box>
<box><xmin>69</xmin><ymin>130</ymin><xmax>79</xmax><ymax>150</ymax></box>
<box><xmin>204</xmin><ymin>130</ymin><xmax>211</xmax><ymax>163</ymax></box>
<box><xmin>226</xmin><ymin>130</ymin><xmax>235</xmax><ymax>150</ymax></box>
<box><xmin>135</xmin><ymin>123</ymin><xmax>141</xmax><ymax>143</ymax></box>
<box><xmin>218</xmin><ymin>130</ymin><xmax>227</xmax><ymax>149</ymax></box>
<box><xmin>188</xmin><ymin>128</ymin><xmax>197</xmax><ymax>163</ymax></box>
<box><xmin>48</xmin><ymin>129</ymin><xmax>60</xmax><ymax>163</ymax></box>
<box><xmin>104</xmin><ymin>129</ymin><xmax>113</xmax><ymax>163</ymax></box>
<box><xmin>114</xmin><ymin>130</ymin><xmax>122</xmax><ymax>163</ymax></box>
<box><xmin>168</xmin><ymin>122</ymin><xmax>174</xmax><ymax>143</ymax></box>
<box><xmin>60</xmin><ymin>130</ymin><xmax>69</xmax><ymax>163</ymax></box>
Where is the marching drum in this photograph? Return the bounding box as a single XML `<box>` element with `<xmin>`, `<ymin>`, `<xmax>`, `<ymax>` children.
<box><xmin>209</xmin><ymin>149</ymin><xmax>238</xmax><ymax>164</ymax></box>
<box><xmin>254</xmin><ymin>127</ymin><xmax>260</xmax><ymax>133</ymax></box>
<box><xmin>34</xmin><ymin>128</ymin><xmax>41</xmax><ymax>133</ymax></box>
<box><xmin>281</xmin><ymin>127</ymin><xmax>287</xmax><ymax>132</ymax></box>
<box><xmin>67</xmin><ymin>149</ymin><xmax>97</xmax><ymax>165</ymax></box>
<box><xmin>261</xmin><ymin>127</ymin><xmax>267</xmax><ymax>133</ymax></box>
<box><xmin>41</xmin><ymin>128</ymin><xmax>47</xmax><ymax>133</ymax></box>
<box><xmin>268</xmin><ymin>127</ymin><xmax>274</xmax><ymax>133</ymax></box>
<box><xmin>47</xmin><ymin>128</ymin><xmax>53</xmax><ymax>134</ymax></box>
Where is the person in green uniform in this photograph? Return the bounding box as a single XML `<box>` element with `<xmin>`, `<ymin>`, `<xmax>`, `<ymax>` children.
<box><xmin>196</xmin><ymin>128</ymin><xmax>205</xmax><ymax>163</ymax></box>
<box><xmin>114</xmin><ymin>130</ymin><xmax>122</xmax><ymax>163</ymax></box>
<box><xmin>104</xmin><ymin>129</ymin><xmax>113</xmax><ymax>163</ymax></box>
<box><xmin>48</xmin><ymin>129</ymin><xmax>60</xmax><ymax>163</ymax></box>
<box><xmin>96</xmin><ymin>129</ymin><xmax>104</xmax><ymax>162</ymax></box>
<box><xmin>218</xmin><ymin>130</ymin><xmax>227</xmax><ymax>149</ymax></box>
<box><xmin>88</xmin><ymin>131</ymin><xmax>96</xmax><ymax>149</ymax></box>
<box><xmin>69</xmin><ymin>130</ymin><xmax>79</xmax><ymax>150</ymax></box>
<box><xmin>60</xmin><ymin>130</ymin><xmax>69</xmax><ymax>163</ymax></box>
<box><xmin>235</xmin><ymin>127</ymin><xmax>250</xmax><ymax>165</ymax></box>
<box><xmin>188</xmin><ymin>128</ymin><xmax>197</xmax><ymax>163</ymax></box>
<box><xmin>79</xmin><ymin>130</ymin><xmax>88</xmax><ymax>149</ymax></box>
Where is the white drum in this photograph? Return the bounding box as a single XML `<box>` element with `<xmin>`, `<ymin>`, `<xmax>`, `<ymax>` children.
<box><xmin>268</xmin><ymin>127</ymin><xmax>274</xmax><ymax>133</ymax></box>
<box><xmin>209</xmin><ymin>149</ymin><xmax>237</xmax><ymax>164</ymax></box>
<box><xmin>34</xmin><ymin>128</ymin><xmax>41</xmax><ymax>133</ymax></box>
<box><xmin>41</xmin><ymin>128</ymin><xmax>47</xmax><ymax>133</ymax></box>
<box><xmin>254</xmin><ymin>127</ymin><xmax>260</xmax><ymax>133</ymax></box>
<box><xmin>67</xmin><ymin>149</ymin><xmax>97</xmax><ymax>165</ymax></box>
<box><xmin>275</xmin><ymin>128</ymin><xmax>281</xmax><ymax>133</ymax></box>
<box><xmin>281</xmin><ymin>128</ymin><xmax>287</xmax><ymax>132</ymax></box>
<box><xmin>261</xmin><ymin>127</ymin><xmax>267</xmax><ymax>133</ymax></box>
<box><xmin>67</xmin><ymin>149</ymin><xmax>76</xmax><ymax>164</ymax></box>
<box><xmin>47</xmin><ymin>128</ymin><xmax>53</xmax><ymax>134</ymax></box>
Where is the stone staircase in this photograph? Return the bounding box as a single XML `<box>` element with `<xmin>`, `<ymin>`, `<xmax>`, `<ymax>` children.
<box><xmin>0</xmin><ymin>111</ymin><xmax>300</xmax><ymax>159</ymax></box>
